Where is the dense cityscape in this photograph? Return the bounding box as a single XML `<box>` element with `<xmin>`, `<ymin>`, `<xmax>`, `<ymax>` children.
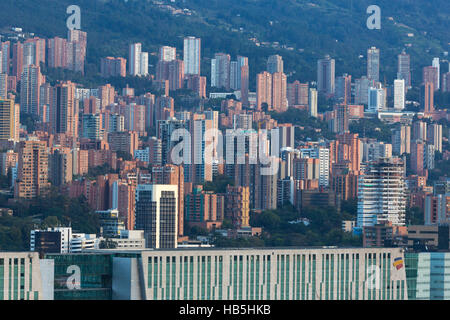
<box><xmin>0</xmin><ymin>0</ymin><xmax>449</xmax><ymax>302</ymax></box>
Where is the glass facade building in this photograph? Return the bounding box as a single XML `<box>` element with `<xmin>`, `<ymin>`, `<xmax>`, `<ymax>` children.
<box><xmin>405</xmin><ymin>252</ymin><xmax>450</xmax><ymax>300</ymax></box>
<box><xmin>45</xmin><ymin>253</ymin><xmax>113</xmax><ymax>300</ymax></box>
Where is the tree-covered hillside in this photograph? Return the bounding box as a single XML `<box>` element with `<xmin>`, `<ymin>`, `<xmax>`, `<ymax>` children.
<box><xmin>0</xmin><ymin>0</ymin><xmax>448</xmax><ymax>89</ymax></box>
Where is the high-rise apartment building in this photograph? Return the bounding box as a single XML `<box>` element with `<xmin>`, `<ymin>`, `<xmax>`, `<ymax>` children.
<box><xmin>299</xmin><ymin>147</ymin><xmax>330</xmax><ymax>187</ymax></box>
<box><xmin>47</xmin><ymin>37</ymin><xmax>68</xmax><ymax>69</ymax></box>
<box><xmin>239</xmin><ymin>57</ymin><xmax>249</xmax><ymax>107</ymax></box>
<box><xmin>15</xmin><ymin>139</ymin><xmax>50</xmax><ymax>199</ymax></box>
<box><xmin>256</xmin><ymin>71</ymin><xmax>286</xmax><ymax>112</ymax></box>
<box><xmin>256</xmin><ymin>71</ymin><xmax>272</xmax><ymax>110</ymax></box>
<box><xmin>1</xmin><ymin>41</ymin><xmax>11</xmax><ymax>75</ymax></box>
<box><xmin>167</xmin><ymin>59</ymin><xmax>185</xmax><ymax>91</ymax></box>
<box><xmin>183</xmin><ymin>37</ymin><xmax>201</xmax><ymax>75</ymax></box>
<box><xmin>308</xmin><ymin>88</ymin><xmax>318</xmax><ymax>118</ymax></box>
<box><xmin>427</xmin><ymin>123</ymin><xmax>442</xmax><ymax>153</ymax></box>
<box><xmin>128</xmin><ymin>43</ymin><xmax>148</xmax><ymax>77</ymax></box>
<box><xmin>267</xmin><ymin>54</ymin><xmax>283</xmax><ymax>74</ymax></box>
<box><xmin>271</xmin><ymin>72</ymin><xmax>287</xmax><ymax>112</ymax></box>
<box><xmin>100</xmin><ymin>57</ymin><xmax>127</xmax><ymax>78</ymax></box>
<box><xmin>432</xmin><ymin>57</ymin><xmax>440</xmax><ymax>90</ymax></box>
<box><xmin>0</xmin><ymin>98</ymin><xmax>19</xmax><ymax>143</ymax></box>
<box><xmin>335</xmin><ymin>74</ymin><xmax>352</xmax><ymax>105</ymax></box>
<box><xmin>211</xmin><ymin>53</ymin><xmax>231</xmax><ymax>90</ymax></box>
<box><xmin>50</xmin><ymin>81</ymin><xmax>77</xmax><ymax>137</ymax></box>
<box><xmin>354</xmin><ymin>76</ymin><xmax>370</xmax><ymax>105</ymax></box>
<box><xmin>49</xmin><ymin>148</ymin><xmax>73</xmax><ymax>186</ymax></box>
<box><xmin>367</xmin><ymin>47</ymin><xmax>380</xmax><ymax>82</ymax></box>
<box><xmin>229</xmin><ymin>56</ymin><xmax>248</xmax><ymax>91</ymax></box>
<box><xmin>422</xmin><ymin>82</ymin><xmax>434</xmax><ymax>113</ymax></box>
<box><xmin>0</xmin><ymin>73</ymin><xmax>8</xmax><ymax>99</ymax></box>
<box><xmin>23</xmin><ymin>38</ymin><xmax>46</xmax><ymax>70</ymax></box>
<box><xmin>393</xmin><ymin>79</ymin><xmax>405</xmax><ymax>110</ymax></box>
<box><xmin>12</xmin><ymin>42</ymin><xmax>23</xmax><ymax>79</ymax></box>
<box><xmin>357</xmin><ymin>158</ymin><xmax>406</xmax><ymax>227</ymax></box>
<box><xmin>411</xmin><ymin>140</ymin><xmax>425</xmax><ymax>176</ymax></box>
<box><xmin>159</xmin><ymin>46</ymin><xmax>176</xmax><ymax>62</ymax></box>
<box><xmin>20</xmin><ymin>64</ymin><xmax>45</xmax><ymax>115</ymax></box>
<box><xmin>443</xmin><ymin>72</ymin><xmax>450</xmax><ymax>92</ymax></box>
<box><xmin>188</xmin><ymin>115</ymin><xmax>213</xmax><ymax>184</ymax></box>
<box><xmin>67</xmin><ymin>30</ymin><xmax>87</xmax><ymax>74</ymax></box>
<box><xmin>82</xmin><ymin>114</ymin><xmax>103</xmax><ymax>141</ymax></box>
<box><xmin>333</xmin><ymin>104</ymin><xmax>349</xmax><ymax>133</ymax></box>
<box><xmin>423</xmin><ymin>66</ymin><xmax>439</xmax><ymax>91</ymax></box>
<box><xmin>287</xmin><ymin>81</ymin><xmax>308</xmax><ymax>107</ymax></box>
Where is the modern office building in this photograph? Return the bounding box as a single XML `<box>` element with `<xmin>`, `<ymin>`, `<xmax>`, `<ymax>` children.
<box><xmin>0</xmin><ymin>247</ymin><xmax>410</xmax><ymax>300</ymax></box>
<box><xmin>368</xmin><ymin>86</ymin><xmax>385</xmax><ymax>113</ymax></box>
<box><xmin>151</xmin><ymin>164</ymin><xmax>185</xmax><ymax>236</ymax></box>
<box><xmin>397</xmin><ymin>50</ymin><xmax>411</xmax><ymax>88</ymax></box>
<box><xmin>82</xmin><ymin>113</ymin><xmax>103</xmax><ymax>141</ymax></box>
<box><xmin>51</xmin><ymin>81</ymin><xmax>77</xmax><ymax>137</ymax></box>
<box><xmin>15</xmin><ymin>247</ymin><xmax>450</xmax><ymax>300</ymax></box>
<box><xmin>135</xmin><ymin>184</ymin><xmax>178</xmax><ymax>249</ymax></box>
<box><xmin>30</xmin><ymin>227</ymin><xmax>100</xmax><ymax>254</ymax></box>
<box><xmin>317</xmin><ymin>55</ymin><xmax>335</xmax><ymax>95</ymax></box>
<box><xmin>405</xmin><ymin>252</ymin><xmax>450</xmax><ymax>300</ymax></box>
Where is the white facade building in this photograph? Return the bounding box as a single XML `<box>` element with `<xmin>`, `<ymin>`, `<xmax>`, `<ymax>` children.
<box><xmin>394</xmin><ymin>79</ymin><xmax>405</xmax><ymax>110</ymax></box>
<box><xmin>357</xmin><ymin>158</ymin><xmax>406</xmax><ymax>228</ymax></box>
<box><xmin>183</xmin><ymin>37</ymin><xmax>201</xmax><ymax>75</ymax></box>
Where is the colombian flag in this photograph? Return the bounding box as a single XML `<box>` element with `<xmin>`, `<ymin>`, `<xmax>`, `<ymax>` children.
<box><xmin>393</xmin><ymin>257</ymin><xmax>404</xmax><ymax>270</ymax></box>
